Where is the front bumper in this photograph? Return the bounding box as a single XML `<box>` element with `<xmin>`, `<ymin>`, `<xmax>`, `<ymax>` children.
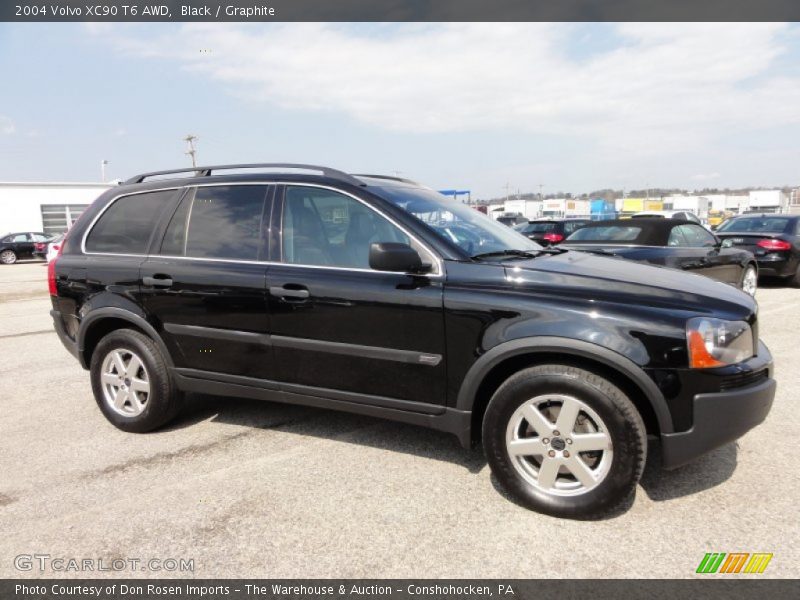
<box><xmin>660</xmin><ymin>374</ymin><xmax>776</xmax><ymax>469</ymax></box>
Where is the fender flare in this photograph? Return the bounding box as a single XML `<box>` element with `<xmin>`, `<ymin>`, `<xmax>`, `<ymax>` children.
<box><xmin>454</xmin><ymin>336</ymin><xmax>674</xmax><ymax>434</ymax></box>
<box><xmin>77</xmin><ymin>307</ymin><xmax>174</xmax><ymax>369</ymax></box>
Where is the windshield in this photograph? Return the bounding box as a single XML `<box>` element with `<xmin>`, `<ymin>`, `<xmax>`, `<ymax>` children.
<box><xmin>567</xmin><ymin>225</ymin><xmax>643</xmax><ymax>242</ymax></box>
<box><xmin>716</xmin><ymin>217</ymin><xmax>791</xmax><ymax>234</ymax></box>
<box><xmin>375</xmin><ymin>186</ymin><xmax>541</xmax><ymax>256</ymax></box>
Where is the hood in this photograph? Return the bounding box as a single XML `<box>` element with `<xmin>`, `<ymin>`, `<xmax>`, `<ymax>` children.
<box><xmin>500</xmin><ymin>250</ymin><xmax>756</xmax><ymax>320</ymax></box>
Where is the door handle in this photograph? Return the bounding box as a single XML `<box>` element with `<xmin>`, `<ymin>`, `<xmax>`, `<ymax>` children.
<box><xmin>270</xmin><ymin>286</ymin><xmax>309</xmax><ymax>300</ymax></box>
<box><xmin>143</xmin><ymin>275</ymin><xmax>173</xmax><ymax>288</ymax></box>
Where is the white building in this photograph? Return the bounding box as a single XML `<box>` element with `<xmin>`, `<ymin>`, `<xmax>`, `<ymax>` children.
<box><xmin>747</xmin><ymin>190</ymin><xmax>787</xmax><ymax>212</ymax></box>
<box><xmin>504</xmin><ymin>199</ymin><xmax>543</xmax><ymax>219</ymax></box>
<box><xmin>0</xmin><ymin>182</ymin><xmax>112</xmax><ymax>236</ymax></box>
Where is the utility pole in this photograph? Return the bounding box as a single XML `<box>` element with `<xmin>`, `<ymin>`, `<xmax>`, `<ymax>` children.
<box><xmin>184</xmin><ymin>135</ymin><xmax>198</xmax><ymax>167</ymax></box>
<box><xmin>538</xmin><ymin>184</ymin><xmax>544</xmax><ymax>201</ymax></box>
<box><xmin>100</xmin><ymin>160</ymin><xmax>108</xmax><ymax>182</ymax></box>
<box><xmin>503</xmin><ymin>182</ymin><xmax>511</xmax><ymax>202</ymax></box>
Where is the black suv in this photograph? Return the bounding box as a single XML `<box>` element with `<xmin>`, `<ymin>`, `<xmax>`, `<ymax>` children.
<box><xmin>50</xmin><ymin>164</ymin><xmax>776</xmax><ymax>519</ymax></box>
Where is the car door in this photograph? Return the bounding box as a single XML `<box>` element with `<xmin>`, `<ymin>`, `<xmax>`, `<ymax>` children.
<box><xmin>14</xmin><ymin>233</ymin><xmax>35</xmax><ymax>258</ymax></box>
<box><xmin>667</xmin><ymin>224</ymin><xmax>737</xmax><ymax>283</ymax></box>
<box><xmin>139</xmin><ymin>184</ymin><xmax>274</xmax><ymax>380</ymax></box>
<box><xmin>266</xmin><ymin>184</ymin><xmax>447</xmax><ymax>409</ymax></box>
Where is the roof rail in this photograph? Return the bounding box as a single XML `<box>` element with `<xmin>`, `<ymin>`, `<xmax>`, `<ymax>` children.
<box><xmin>124</xmin><ymin>163</ymin><xmax>365</xmax><ymax>186</ymax></box>
<box><xmin>352</xmin><ymin>174</ymin><xmax>421</xmax><ymax>186</ymax></box>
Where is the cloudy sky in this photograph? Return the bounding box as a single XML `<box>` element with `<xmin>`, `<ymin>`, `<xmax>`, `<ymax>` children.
<box><xmin>0</xmin><ymin>22</ymin><xmax>798</xmax><ymax>198</ymax></box>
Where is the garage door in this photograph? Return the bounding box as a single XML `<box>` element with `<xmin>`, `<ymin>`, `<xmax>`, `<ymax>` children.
<box><xmin>41</xmin><ymin>204</ymin><xmax>90</xmax><ymax>236</ymax></box>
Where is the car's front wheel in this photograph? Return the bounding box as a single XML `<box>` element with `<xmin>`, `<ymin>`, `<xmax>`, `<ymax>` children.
<box><xmin>0</xmin><ymin>250</ymin><xmax>17</xmax><ymax>264</ymax></box>
<box><xmin>482</xmin><ymin>364</ymin><xmax>647</xmax><ymax>519</ymax></box>
<box><xmin>90</xmin><ymin>328</ymin><xmax>183</xmax><ymax>432</ymax></box>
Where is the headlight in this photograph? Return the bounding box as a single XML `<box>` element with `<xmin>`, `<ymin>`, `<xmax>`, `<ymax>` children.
<box><xmin>686</xmin><ymin>317</ymin><xmax>753</xmax><ymax>368</ymax></box>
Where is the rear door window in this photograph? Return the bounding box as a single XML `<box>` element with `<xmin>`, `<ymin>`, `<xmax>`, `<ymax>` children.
<box><xmin>85</xmin><ymin>190</ymin><xmax>177</xmax><ymax>254</ymax></box>
<box><xmin>160</xmin><ymin>185</ymin><xmax>269</xmax><ymax>261</ymax></box>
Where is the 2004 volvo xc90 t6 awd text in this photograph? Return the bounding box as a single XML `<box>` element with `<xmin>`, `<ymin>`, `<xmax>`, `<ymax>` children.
<box><xmin>50</xmin><ymin>164</ymin><xmax>776</xmax><ymax>519</ymax></box>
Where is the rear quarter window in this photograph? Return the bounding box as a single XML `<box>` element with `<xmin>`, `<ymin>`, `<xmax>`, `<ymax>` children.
<box><xmin>567</xmin><ymin>226</ymin><xmax>643</xmax><ymax>242</ymax></box>
<box><xmin>85</xmin><ymin>190</ymin><xmax>177</xmax><ymax>254</ymax></box>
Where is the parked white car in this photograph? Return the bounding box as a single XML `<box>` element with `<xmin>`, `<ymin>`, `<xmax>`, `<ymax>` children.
<box><xmin>632</xmin><ymin>210</ymin><xmax>703</xmax><ymax>224</ymax></box>
<box><xmin>46</xmin><ymin>234</ymin><xmax>65</xmax><ymax>263</ymax></box>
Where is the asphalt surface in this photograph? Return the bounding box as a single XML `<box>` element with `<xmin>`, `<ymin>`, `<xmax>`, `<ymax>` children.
<box><xmin>0</xmin><ymin>261</ymin><xmax>797</xmax><ymax>578</ymax></box>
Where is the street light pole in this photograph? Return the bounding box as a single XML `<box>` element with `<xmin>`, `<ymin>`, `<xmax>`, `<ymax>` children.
<box><xmin>101</xmin><ymin>160</ymin><xmax>108</xmax><ymax>182</ymax></box>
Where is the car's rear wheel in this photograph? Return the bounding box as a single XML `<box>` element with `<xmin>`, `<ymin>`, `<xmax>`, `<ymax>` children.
<box><xmin>482</xmin><ymin>364</ymin><xmax>647</xmax><ymax>519</ymax></box>
<box><xmin>741</xmin><ymin>265</ymin><xmax>758</xmax><ymax>296</ymax></box>
<box><xmin>90</xmin><ymin>328</ymin><xmax>183</xmax><ymax>432</ymax></box>
<box><xmin>788</xmin><ymin>264</ymin><xmax>800</xmax><ymax>287</ymax></box>
<box><xmin>0</xmin><ymin>250</ymin><xmax>17</xmax><ymax>264</ymax></box>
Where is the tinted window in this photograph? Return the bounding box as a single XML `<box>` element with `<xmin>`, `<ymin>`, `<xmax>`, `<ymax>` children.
<box><xmin>10</xmin><ymin>234</ymin><xmax>28</xmax><ymax>242</ymax></box>
<box><xmin>681</xmin><ymin>224</ymin><xmax>717</xmax><ymax>247</ymax></box>
<box><xmin>523</xmin><ymin>222</ymin><xmax>556</xmax><ymax>233</ymax></box>
<box><xmin>567</xmin><ymin>226</ymin><xmax>642</xmax><ymax>242</ymax></box>
<box><xmin>563</xmin><ymin>221</ymin><xmax>590</xmax><ymax>235</ymax></box>
<box><xmin>717</xmin><ymin>217</ymin><xmax>792</xmax><ymax>234</ymax></box>
<box><xmin>282</xmin><ymin>186</ymin><xmax>413</xmax><ymax>269</ymax></box>
<box><xmin>667</xmin><ymin>227</ymin><xmax>689</xmax><ymax>247</ymax></box>
<box><xmin>31</xmin><ymin>233</ymin><xmax>49</xmax><ymax>242</ymax></box>
<box><xmin>162</xmin><ymin>186</ymin><xmax>268</xmax><ymax>261</ymax></box>
<box><xmin>85</xmin><ymin>190</ymin><xmax>176</xmax><ymax>254</ymax></box>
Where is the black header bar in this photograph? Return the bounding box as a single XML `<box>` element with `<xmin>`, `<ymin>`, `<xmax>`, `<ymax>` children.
<box><xmin>4</xmin><ymin>0</ymin><xmax>800</xmax><ymax>22</ymax></box>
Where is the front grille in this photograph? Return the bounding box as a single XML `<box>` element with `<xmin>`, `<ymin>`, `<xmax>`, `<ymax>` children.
<box><xmin>720</xmin><ymin>369</ymin><xmax>768</xmax><ymax>392</ymax></box>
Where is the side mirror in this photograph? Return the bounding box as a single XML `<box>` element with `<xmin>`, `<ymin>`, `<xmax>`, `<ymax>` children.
<box><xmin>720</xmin><ymin>238</ymin><xmax>734</xmax><ymax>248</ymax></box>
<box><xmin>369</xmin><ymin>242</ymin><xmax>426</xmax><ymax>273</ymax></box>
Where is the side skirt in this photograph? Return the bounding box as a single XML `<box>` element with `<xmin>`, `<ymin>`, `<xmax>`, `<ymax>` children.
<box><xmin>171</xmin><ymin>368</ymin><xmax>472</xmax><ymax>448</ymax></box>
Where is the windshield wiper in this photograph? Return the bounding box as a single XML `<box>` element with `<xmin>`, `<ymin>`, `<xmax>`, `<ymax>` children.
<box><xmin>571</xmin><ymin>247</ymin><xmax>618</xmax><ymax>256</ymax></box>
<box><xmin>471</xmin><ymin>247</ymin><xmax>567</xmax><ymax>261</ymax></box>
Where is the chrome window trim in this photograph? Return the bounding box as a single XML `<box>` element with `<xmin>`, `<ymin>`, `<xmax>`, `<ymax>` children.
<box><xmin>80</xmin><ymin>181</ymin><xmax>444</xmax><ymax>278</ymax></box>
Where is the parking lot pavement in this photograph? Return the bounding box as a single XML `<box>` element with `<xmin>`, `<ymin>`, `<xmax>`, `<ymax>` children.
<box><xmin>0</xmin><ymin>262</ymin><xmax>797</xmax><ymax>579</ymax></box>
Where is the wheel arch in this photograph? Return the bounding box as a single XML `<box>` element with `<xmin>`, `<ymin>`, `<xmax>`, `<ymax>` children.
<box><xmin>455</xmin><ymin>337</ymin><xmax>674</xmax><ymax>445</ymax></box>
<box><xmin>78</xmin><ymin>308</ymin><xmax>174</xmax><ymax>370</ymax></box>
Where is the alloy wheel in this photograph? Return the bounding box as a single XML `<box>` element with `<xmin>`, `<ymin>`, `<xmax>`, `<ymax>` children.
<box><xmin>742</xmin><ymin>267</ymin><xmax>757</xmax><ymax>296</ymax></box>
<box><xmin>505</xmin><ymin>394</ymin><xmax>613</xmax><ymax>496</ymax></box>
<box><xmin>100</xmin><ymin>348</ymin><xmax>151</xmax><ymax>417</ymax></box>
<box><xmin>0</xmin><ymin>250</ymin><xmax>16</xmax><ymax>264</ymax></box>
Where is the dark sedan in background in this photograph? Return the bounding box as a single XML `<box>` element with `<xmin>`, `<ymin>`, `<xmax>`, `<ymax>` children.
<box><xmin>515</xmin><ymin>219</ymin><xmax>592</xmax><ymax>246</ymax></box>
<box><xmin>0</xmin><ymin>231</ymin><xmax>50</xmax><ymax>264</ymax></box>
<box><xmin>715</xmin><ymin>214</ymin><xmax>800</xmax><ymax>285</ymax></box>
<box><xmin>562</xmin><ymin>218</ymin><xmax>758</xmax><ymax>295</ymax></box>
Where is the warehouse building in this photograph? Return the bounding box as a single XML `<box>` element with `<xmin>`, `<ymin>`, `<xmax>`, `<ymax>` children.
<box><xmin>0</xmin><ymin>181</ymin><xmax>112</xmax><ymax>236</ymax></box>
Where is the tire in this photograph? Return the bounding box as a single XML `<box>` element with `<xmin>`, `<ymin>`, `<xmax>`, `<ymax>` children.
<box><xmin>90</xmin><ymin>328</ymin><xmax>183</xmax><ymax>433</ymax></box>
<box><xmin>0</xmin><ymin>249</ymin><xmax>17</xmax><ymax>264</ymax></box>
<box><xmin>740</xmin><ymin>264</ymin><xmax>758</xmax><ymax>296</ymax></box>
<box><xmin>788</xmin><ymin>265</ymin><xmax>800</xmax><ymax>288</ymax></box>
<box><xmin>482</xmin><ymin>364</ymin><xmax>647</xmax><ymax>519</ymax></box>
